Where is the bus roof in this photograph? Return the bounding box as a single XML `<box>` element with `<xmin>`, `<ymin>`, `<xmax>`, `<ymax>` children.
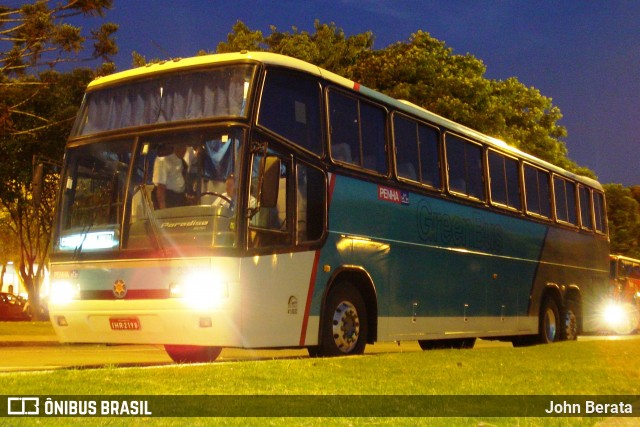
<box><xmin>88</xmin><ymin>51</ymin><xmax>602</xmax><ymax>190</ymax></box>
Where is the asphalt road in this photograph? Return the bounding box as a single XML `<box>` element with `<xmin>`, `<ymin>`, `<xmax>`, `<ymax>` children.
<box><xmin>1</xmin><ymin>336</ymin><xmax>637</xmax><ymax>373</ymax></box>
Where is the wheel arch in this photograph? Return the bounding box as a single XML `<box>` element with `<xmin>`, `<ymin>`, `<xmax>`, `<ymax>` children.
<box><xmin>319</xmin><ymin>266</ymin><xmax>378</xmax><ymax>344</ymax></box>
<box><xmin>541</xmin><ymin>283</ymin><xmax>563</xmax><ymax>312</ymax></box>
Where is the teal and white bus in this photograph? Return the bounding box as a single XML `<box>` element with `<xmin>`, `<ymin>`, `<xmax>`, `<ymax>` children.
<box><xmin>48</xmin><ymin>51</ymin><xmax>609</xmax><ymax>362</ymax></box>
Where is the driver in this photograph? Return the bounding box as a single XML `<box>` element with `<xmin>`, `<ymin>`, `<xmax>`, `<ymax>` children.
<box><xmin>212</xmin><ymin>173</ymin><xmax>237</xmax><ymax>210</ymax></box>
<box><xmin>212</xmin><ymin>173</ymin><xmax>256</xmax><ymax>211</ymax></box>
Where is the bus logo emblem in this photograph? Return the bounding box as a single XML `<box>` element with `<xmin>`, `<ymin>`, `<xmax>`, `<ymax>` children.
<box><xmin>113</xmin><ymin>279</ymin><xmax>127</xmax><ymax>299</ymax></box>
<box><xmin>378</xmin><ymin>185</ymin><xmax>409</xmax><ymax>205</ymax></box>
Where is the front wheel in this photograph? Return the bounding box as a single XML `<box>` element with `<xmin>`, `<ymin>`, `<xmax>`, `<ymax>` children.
<box><xmin>164</xmin><ymin>345</ymin><xmax>222</xmax><ymax>363</ymax></box>
<box><xmin>310</xmin><ymin>282</ymin><xmax>368</xmax><ymax>357</ymax></box>
<box><xmin>538</xmin><ymin>297</ymin><xmax>560</xmax><ymax>344</ymax></box>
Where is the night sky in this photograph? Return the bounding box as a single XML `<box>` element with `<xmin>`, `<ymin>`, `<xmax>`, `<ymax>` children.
<box><xmin>83</xmin><ymin>0</ymin><xmax>639</xmax><ymax>186</ymax></box>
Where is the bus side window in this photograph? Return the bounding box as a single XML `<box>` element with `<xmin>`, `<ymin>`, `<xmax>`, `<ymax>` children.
<box><xmin>578</xmin><ymin>185</ymin><xmax>593</xmax><ymax>230</ymax></box>
<box><xmin>593</xmin><ymin>191</ymin><xmax>607</xmax><ymax>233</ymax></box>
<box><xmin>329</xmin><ymin>91</ymin><xmax>359</xmax><ymax>166</ymax></box>
<box><xmin>524</xmin><ymin>164</ymin><xmax>551</xmax><ymax>218</ymax></box>
<box><xmin>297</xmin><ymin>163</ymin><xmax>326</xmax><ymax>244</ymax></box>
<box><xmin>258</xmin><ymin>69</ymin><xmax>323</xmax><ymax>155</ymax></box>
<box><xmin>488</xmin><ymin>150</ymin><xmax>521</xmax><ymax>210</ymax></box>
<box><xmin>445</xmin><ymin>134</ymin><xmax>485</xmax><ymax>201</ymax></box>
<box><xmin>554</xmin><ymin>176</ymin><xmax>577</xmax><ymax>225</ymax></box>
<box><xmin>329</xmin><ymin>90</ymin><xmax>387</xmax><ymax>174</ymax></box>
<box><xmin>393</xmin><ymin>114</ymin><xmax>441</xmax><ymax>188</ymax></box>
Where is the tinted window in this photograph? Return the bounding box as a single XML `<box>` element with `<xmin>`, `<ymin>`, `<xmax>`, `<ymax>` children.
<box><xmin>394</xmin><ymin>114</ymin><xmax>441</xmax><ymax>188</ymax></box>
<box><xmin>329</xmin><ymin>90</ymin><xmax>387</xmax><ymax>174</ymax></box>
<box><xmin>554</xmin><ymin>176</ymin><xmax>577</xmax><ymax>224</ymax></box>
<box><xmin>446</xmin><ymin>134</ymin><xmax>484</xmax><ymax>200</ymax></box>
<box><xmin>524</xmin><ymin>165</ymin><xmax>551</xmax><ymax>218</ymax></box>
<box><xmin>578</xmin><ymin>185</ymin><xmax>593</xmax><ymax>230</ymax></box>
<box><xmin>593</xmin><ymin>191</ymin><xmax>607</xmax><ymax>233</ymax></box>
<box><xmin>259</xmin><ymin>69</ymin><xmax>323</xmax><ymax>155</ymax></box>
<box><xmin>488</xmin><ymin>150</ymin><xmax>521</xmax><ymax>210</ymax></box>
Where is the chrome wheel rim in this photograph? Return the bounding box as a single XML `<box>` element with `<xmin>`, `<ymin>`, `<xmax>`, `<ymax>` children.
<box><xmin>545</xmin><ymin>307</ymin><xmax>557</xmax><ymax>341</ymax></box>
<box><xmin>331</xmin><ymin>300</ymin><xmax>360</xmax><ymax>353</ymax></box>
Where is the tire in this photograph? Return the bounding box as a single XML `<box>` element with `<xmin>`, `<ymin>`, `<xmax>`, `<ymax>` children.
<box><xmin>562</xmin><ymin>300</ymin><xmax>579</xmax><ymax>341</ymax></box>
<box><xmin>164</xmin><ymin>345</ymin><xmax>222</xmax><ymax>363</ymax></box>
<box><xmin>538</xmin><ymin>297</ymin><xmax>560</xmax><ymax>344</ymax></box>
<box><xmin>311</xmin><ymin>282</ymin><xmax>368</xmax><ymax>357</ymax></box>
<box><xmin>418</xmin><ymin>338</ymin><xmax>476</xmax><ymax>350</ymax></box>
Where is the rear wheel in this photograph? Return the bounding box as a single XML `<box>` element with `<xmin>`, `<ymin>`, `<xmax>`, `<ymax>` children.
<box><xmin>562</xmin><ymin>300</ymin><xmax>579</xmax><ymax>341</ymax></box>
<box><xmin>310</xmin><ymin>282</ymin><xmax>368</xmax><ymax>357</ymax></box>
<box><xmin>164</xmin><ymin>345</ymin><xmax>222</xmax><ymax>363</ymax></box>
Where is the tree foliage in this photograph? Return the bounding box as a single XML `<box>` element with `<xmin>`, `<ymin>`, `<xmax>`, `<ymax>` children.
<box><xmin>218</xmin><ymin>21</ymin><xmax>591</xmax><ymax>178</ymax></box>
<box><xmin>605</xmin><ymin>184</ymin><xmax>640</xmax><ymax>258</ymax></box>
<box><xmin>1</xmin><ymin>0</ymin><xmax>117</xmax><ymax>75</ymax></box>
<box><xmin>0</xmin><ymin>1</ymin><xmax>117</xmax><ymax>313</ymax></box>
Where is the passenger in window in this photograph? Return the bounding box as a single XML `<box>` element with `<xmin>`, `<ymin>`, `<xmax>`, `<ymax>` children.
<box><xmin>152</xmin><ymin>145</ymin><xmax>188</xmax><ymax>209</ymax></box>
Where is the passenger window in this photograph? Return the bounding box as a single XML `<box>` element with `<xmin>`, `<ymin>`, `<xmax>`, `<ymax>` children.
<box><xmin>488</xmin><ymin>150</ymin><xmax>521</xmax><ymax>210</ymax></box>
<box><xmin>554</xmin><ymin>176</ymin><xmax>577</xmax><ymax>225</ymax></box>
<box><xmin>259</xmin><ymin>69</ymin><xmax>323</xmax><ymax>155</ymax></box>
<box><xmin>578</xmin><ymin>185</ymin><xmax>593</xmax><ymax>230</ymax></box>
<box><xmin>393</xmin><ymin>114</ymin><xmax>441</xmax><ymax>188</ymax></box>
<box><xmin>329</xmin><ymin>90</ymin><xmax>387</xmax><ymax>174</ymax></box>
<box><xmin>524</xmin><ymin>165</ymin><xmax>551</xmax><ymax>218</ymax></box>
<box><xmin>446</xmin><ymin>134</ymin><xmax>484</xmax><ymax>201</ymax></box>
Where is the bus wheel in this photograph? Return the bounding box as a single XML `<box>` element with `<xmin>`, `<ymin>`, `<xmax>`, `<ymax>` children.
<box><xmin>562</xmin><ymin>300</ymin><xmax>579</xmax><ymax>341</ymax></box>
<box><xmin>313</xmin><ymin>283</ymin><xmax>368</xmax><ymax>357</ymax></box>
<box><xmin>164</xmin><ymin>345</ymin><xmax>222</xmax><ymax>363</ymax></box>
<box><xmin>539</xmin><ymin>297</ymin><xmax>560</xmax><ymax>344</ymax></box>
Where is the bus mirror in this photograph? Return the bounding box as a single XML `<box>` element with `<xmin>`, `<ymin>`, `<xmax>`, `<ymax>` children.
<box><xmin>32</xmin><ymin>163</ymin><xmax>44</xmax><ymax>208</ymax></box>
<box><xmin>260</xmin><ymin>156</ymin><xmax>280</xmax><ymax>208</ymax></box>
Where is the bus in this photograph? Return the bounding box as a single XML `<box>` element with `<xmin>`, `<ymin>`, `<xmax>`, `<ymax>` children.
<box><xmin>47</xmin><ymin>51</ymin><xmax>610</xmax><ymax>362</ymax></box>
<box><xmin>600</xmin><ymin>255</ymin><xmax>640</xmax><ymax>334</ymax></box>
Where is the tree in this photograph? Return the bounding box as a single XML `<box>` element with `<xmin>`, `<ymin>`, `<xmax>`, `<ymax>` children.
<box><xmin>605</xmin><ymin>184</ymin><xmax>640</xmax><ymax>258</ymax></box>
<box><xmin>219</xmin><ymin>22</ymin><xmax>590</xmax><ymax>178</ymax></box>
<box><xmin>1</xmin><ymin>1</ymin><xmax>117</xmax><ymax>316</ymax></box>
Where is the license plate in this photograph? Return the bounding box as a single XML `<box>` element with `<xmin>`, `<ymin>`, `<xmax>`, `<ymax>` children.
<box><xmin>109</xmin><ymin>317</ymin><xmax>141</xmax><ymax>330</ymax></box>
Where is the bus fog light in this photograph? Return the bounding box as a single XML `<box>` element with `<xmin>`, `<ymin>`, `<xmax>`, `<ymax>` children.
<box><xmin>56</xmin><ymin>316</ymin><xmax>68</xmax><ymax>327</ymax></box>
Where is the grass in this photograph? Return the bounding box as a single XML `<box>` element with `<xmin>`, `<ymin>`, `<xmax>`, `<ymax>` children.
<box><xmin>1</xmin><ymin>334</ymin><xmax>640</xmax><ymax>426</ymax></box>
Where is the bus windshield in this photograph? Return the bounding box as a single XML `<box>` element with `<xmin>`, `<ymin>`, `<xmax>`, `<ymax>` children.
<box><xmin>55</xmin><ymin>127</ymin><xmax>245</xmax><ymax>254</ymax></box>
<box><xmin>71</xmin><ymin>64</ymin><xmax>255</xmax><ymax>136</ymax></box>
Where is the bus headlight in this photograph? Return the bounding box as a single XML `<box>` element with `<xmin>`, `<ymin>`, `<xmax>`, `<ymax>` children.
<box><xmin>49</xmin><ymin>280</ymin><xmax>80</xmax><ymax>305</ymax></box>
<box><xmin>170</xmin><ymin>269</ymin><xmax>228</xmax><ymax>310</ymax></box>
